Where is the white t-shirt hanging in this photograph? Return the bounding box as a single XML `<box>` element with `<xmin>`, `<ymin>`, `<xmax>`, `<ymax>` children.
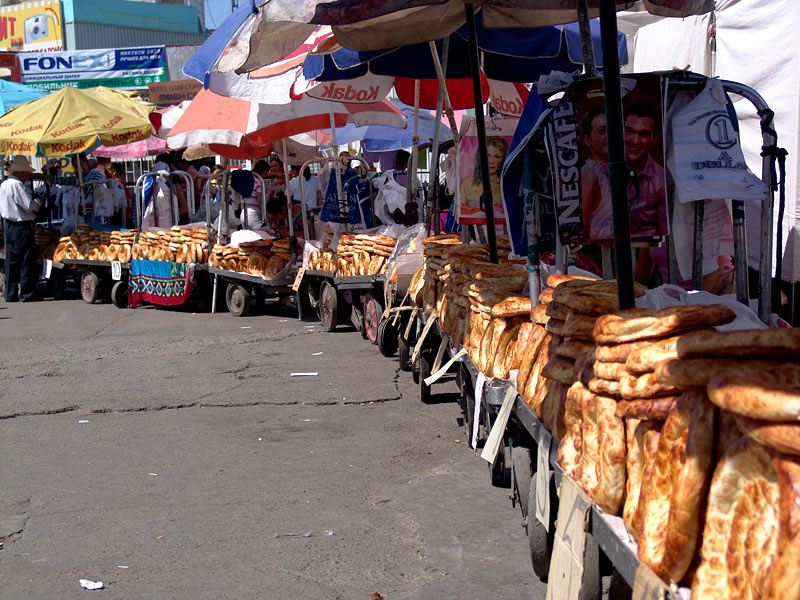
<box><xmin>669</xmin><ymin>78</ymin><xmax>767</xmax><ymax>203</ymax></box>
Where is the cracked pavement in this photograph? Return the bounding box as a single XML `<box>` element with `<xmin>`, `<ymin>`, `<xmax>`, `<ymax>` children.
<box><xmin>0</xmin><ymin>299</ymin><xmax>543</xmax><ymax>599</ymax></box>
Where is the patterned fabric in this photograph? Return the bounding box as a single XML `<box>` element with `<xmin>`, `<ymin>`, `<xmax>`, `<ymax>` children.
<box><xmin>129</xmin><ymin>259</ymin><xmax>195</xmax><ymax>307</ymax></box>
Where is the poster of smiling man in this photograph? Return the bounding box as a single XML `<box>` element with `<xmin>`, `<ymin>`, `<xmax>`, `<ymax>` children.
<box><xmin>547</xmin><ymin>75</ymin><xmax>668</xmax><ymax>246</ymax></box>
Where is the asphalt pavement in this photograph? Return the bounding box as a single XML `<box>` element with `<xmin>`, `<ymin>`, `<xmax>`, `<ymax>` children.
<box><xmin>0</xmin><ymin>298</ymin><xmax>545</xmax><ymax>599</ymax></box>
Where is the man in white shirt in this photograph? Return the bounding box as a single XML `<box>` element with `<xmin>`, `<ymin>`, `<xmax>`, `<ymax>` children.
<box><xmin>0</xmin><ymin>156</ymin><xmax>42</xmax><ymax>302</ymax></box>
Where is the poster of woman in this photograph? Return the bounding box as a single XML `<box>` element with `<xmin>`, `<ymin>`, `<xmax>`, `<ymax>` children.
<box><xmin>549</xmin><ymin>74</ymin><xmax>668</xmax><ymax>245</ymax></box>
<box><xmin>456</xmin><ymin>116</ymin><xmax>518</xmax><ymax>225</ymax></box>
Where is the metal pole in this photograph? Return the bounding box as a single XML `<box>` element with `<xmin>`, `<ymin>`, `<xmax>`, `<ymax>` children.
<box><xmin>464</xmin><ymin>4</ymin><xmax>498</xmax><ymax>264</ymax></box>
<box><xmin>522</xmin><ymin>146</ymin><xmax>541</xmax><ymax>301</ymax></box>
<box><xmin>429</xmin><ymin>38</ymin><xmax>449</xmax><ymax>235</ymax></box>
<box><xmin>328</xmin><ymin>104</ymin><xmax>348</xmax><ymax>228</ymax></box>
<box><xmin>576</xmin><ymin>0</ymin><xmax>597</xmax><ymax>74</ymax></box>
<box><xmin>411</xmin><ymin>79</ymin><xmax>421</xmax><ymax>225</ymax></box>
<box><xmin>428</xmin><ymin>40</ymin><xmax>459</xmax><ymax>143</ymax></box>
<box><xmin>599</xmin><ymin>0</ymin><xmax>635</xmax><ymax>309</ymax></box>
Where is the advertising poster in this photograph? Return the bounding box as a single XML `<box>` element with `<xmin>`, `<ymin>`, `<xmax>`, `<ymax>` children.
<box><xmin>548</xmin><ymin>74</ymin><xmax>668</xmax><ymax>246</ymax></box>
<box><xmin>20</xmin><ymin>46</ymin><xmax>165</xmax><ymax>91</ymax></box>
<box><xmin>456</xmin><ymin>116</ymin><xmax>518</xmax><ymax>225</ymax></box>
<box><xmin>0</xmin><ymin>0</ymin><xmax>62</xmax><ymax>52</ymax></box>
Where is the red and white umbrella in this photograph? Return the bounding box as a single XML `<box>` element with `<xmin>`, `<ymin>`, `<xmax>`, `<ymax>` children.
<box><xmin>149</xmin><ymin>101</ymin><xmax>192</xmax><ymax>139</ymax></box>
<box><xmin>166</xmin><ymin>86</ymin><xmax>405</xmax><ymax>159</ymax></box>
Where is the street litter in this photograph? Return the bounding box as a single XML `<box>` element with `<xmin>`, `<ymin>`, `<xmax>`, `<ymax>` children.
<box><xmin>79</xmin><ymin>579</ymin><xmax>103</xmax><ymax>590</ymax></box>
<box><xmin>275</xmin><ymin>530</ymin><xmax>333</xmax><ymax>538</ymax></box>
<box><xmin>156</xmin><ymin>535</ymin><xmax>165</xmax><ymax>540</ymax></box>
<box><xmin>312</xmin><ymin>352</ymin><xmax>323</xmax><ymax>356</ymax></box>
<box><xmin>278</xmin><ymin>319</ymin><xmax>288</xmax><ymax>323</ymax></box>
<box><xmin>148</xmin><ymin>473</ymin><xmax>158</xmax><ymax>476</ymax></box>
<box><xmin>78</xmin><ymin>420</ymin><xmax>89</xmax><ymax>424</ymax></box>
<box><xmin>116</xmin><ymin>566</ymin><xmax>128</xmax><ymax>569</ymax></box>
<box><xmin>302</xmin><ymin>419</ymin><xmax>316</xmax><ymax>422</ymax></box>
<box><xmin>240</xmin><ymin>326</ymin><xmax>251</xmax><ymax>329</ymax></box>
<box><xmin>290</xmin><ymin>372</ymin><xmax>318</xmax><ymax>377</ymax></box>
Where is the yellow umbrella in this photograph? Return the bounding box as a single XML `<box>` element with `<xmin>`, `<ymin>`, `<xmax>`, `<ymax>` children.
<box><xmin>0</xmin><ymin>85</ymin><xmax>152</xmax><ymax>156</ymax></box>
<box><xmin>90</xmin><ymin>86</ymin><xmax>155</xmax><ymax>120</ymax></box>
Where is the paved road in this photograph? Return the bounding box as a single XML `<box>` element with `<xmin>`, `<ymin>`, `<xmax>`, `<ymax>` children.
<box><xmin>0</xmin><ymin>299</ymin><xmax>545</xmax><ymax>599</ymax></box>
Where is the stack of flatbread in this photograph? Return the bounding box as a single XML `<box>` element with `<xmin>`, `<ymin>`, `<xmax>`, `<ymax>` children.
<box><xmin>420</xmin><ymin>234</ymin><xmax>462</xmax><ymax>312</ymax></box>
<box><xmin>53</xmin><ymin>227</ymin><xmax>137</xmax><ymax>263</ymax></box>
<box><xmin>307</xmin><ymin>248</ymin><xmax>336</xmax><ymax>272</ymax></box>
<box><xmin>132</xmin><ymin>226</ymin><xmax>212</xmax><ymax>264</ymax></box>
<box><xmin>637</xmin><ymin>326</ymin><xmax>800</xmax><ymax>598</ymax></box>
<box><xmin>208</xmin><ymin>240</ymin><xmax>288</xmax><ymax>278</ymax></box>
<box><xmin>579</xmin><ymin>303</ymin><xmax>737</xmax><ymax>583</ymax></box>
<box><xmin>35</xmin><ymin>228</ymin><xmax>59</xmax><ymax>260</ymax></box>
<box><xmin>436</xmin><ymin>243</ymin><xmax>490</xmax><ymax>348</ymax></box>
<box><xmin>335</xmin><ymin>233</ymin><xmax>396</xmax><ymax>276</ymax></box>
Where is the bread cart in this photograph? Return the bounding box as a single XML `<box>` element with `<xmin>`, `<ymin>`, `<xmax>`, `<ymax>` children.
<box><xmin>205</xmin><ymin>169</ymin><xmax>298</xmax><ymax>317</ymax></box>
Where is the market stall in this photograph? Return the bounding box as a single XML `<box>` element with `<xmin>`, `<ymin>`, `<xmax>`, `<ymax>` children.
<box><xmin>205</xmin><ymin>169</ymin><xmax>299</xmax><ymax>317</ymax></box>
<box><xmin>126</xmin><ymin>170</ymin><xmax>209</xmax><ymax>310</ymax></box>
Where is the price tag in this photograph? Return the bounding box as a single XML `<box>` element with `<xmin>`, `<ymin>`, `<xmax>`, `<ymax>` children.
<box><xmin>42</xmin><ymin>259</ymin><xmax>52</xmax><ymax>279</ymax></box>
<box><xmin>111</xmin><ymin>261</ymin><xmax>122</xmax><ymax>281</ymax></box>
<box><xmin>291</xmin><ymin>266</ymin><xmax>306</xmax><ymax>291</ymax></box>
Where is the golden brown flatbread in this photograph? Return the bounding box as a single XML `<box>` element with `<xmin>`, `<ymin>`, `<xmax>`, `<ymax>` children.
<box><xmin>593</xmin><ymin>304</ymin><xmax>736</xmax><ymax>344</ymax></box>
<box><xmin>677</xmin><ymin>327</ymin><xmax>800</xmax><ymax>360</ymax></box>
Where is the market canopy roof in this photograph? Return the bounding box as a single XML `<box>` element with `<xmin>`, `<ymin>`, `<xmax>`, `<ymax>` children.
<box><xmin>0</xmin><ymin>79</ymin><xmax>48</xmax><ymax>116</ymax></box>
<box><xmin>0</xmin><ymin>86</ymin><xmax>151</xmax><ymax>156</ymax></box>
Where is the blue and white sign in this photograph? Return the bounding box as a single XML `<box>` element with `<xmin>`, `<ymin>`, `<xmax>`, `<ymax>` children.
<box><xmin>20</xmin><ymin>45</ymin><xmax>165</xmax><ymax>90</ymax></box>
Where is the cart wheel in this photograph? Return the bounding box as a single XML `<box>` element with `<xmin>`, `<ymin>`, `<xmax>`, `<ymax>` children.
<box><xmin>377</xmin><ymin>318</ymin><xmax>398</xmax><ymax>357</ymax></box>
<box><xmin>319</xmin><ymin>281</ymin><xmax>338</xmax><ymax>332</ymax></box>
<box><xmin>363</xmin><ymin>295</ymin><xmax>383</xmax><ymax>344</ymax></box>
<box><xmin>512</xmin><ymin>445</ymin><xmax>534</xmax><ymax>518</ymax></box>
<box><xmin>226</xmin><ymin>284</ymin><xmax>251</xmax><ymax>317</ymax></box>
<box><xmin>398</xmin><ymin>326</ymin><xmax>411</xmax><ymax>371</ymax></box>
<box><xmin>418</xmin><ymin>351</ymin><xmax>432</xmax><ymax>403</ymax></box>
<box><xmin>528</xmin><ymin>466</ymin><xmax>558</xmax><ymax>581</ymax></box>
<box><xmin>490</xmin><ymin>441</ymin><xmax>512</xmax><ymax>488</ymax></box>
<box><xmin>111</xmin><ymin>280</ymin><xmax>128</xmax><ymax>308</ymax></box>
<box><xmin>80</xmin><ymin>271</ymin><xmax>101</xmax><ymax>304</ymax></box>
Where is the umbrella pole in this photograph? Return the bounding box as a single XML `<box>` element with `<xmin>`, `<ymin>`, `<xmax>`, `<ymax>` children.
<box><xmin>523</xmin><ymin>145</ymin><xmax>541</xmax><ymax>301</ymax></box>
<box><xmin>75</xmin><ymin>154</ymin><xmax>84</xmax><ymax>226</ymax></box>
<box><xmin>464</xmin><ymin>4</ymin><xmax>498</xmax><ymax>264</ymax></box>
<box><xmin>281</xmin><ymin>139</ymin><xmax>295</xmax><ymax>239</ymax></box>
<box><xmin>429</xmin><ymin>39</ymin><xmax>450</xmax><ymax>235</ymax></box>
<box><xmin>328</xmin><ymin>104</ymin><xmax>347</xmax><ymax>230</ymax></box>
<box><xmin>599</xmin><ymin>0</ymin><xmax>635</xmax><ymax>309</ymax></box>
<box><xmin>428</xmin><ymin>41</ymin><xmax>459</xmax><ymax>143</ymax></box>
<box><xmin>411</xmin><ymin>79</ymin><xmax>420</xmax><ymax>225</ymax></box>
<box><xmin>576</xmin><ymin>0</ymin><xmax>597</xmax><ymax>74</ymax></box>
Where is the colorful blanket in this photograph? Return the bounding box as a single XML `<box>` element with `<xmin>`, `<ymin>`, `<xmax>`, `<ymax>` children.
<box><xmin>129</xmin><ymin>259</ymin><xmax>195</xmax><ymax>307</ymax></box>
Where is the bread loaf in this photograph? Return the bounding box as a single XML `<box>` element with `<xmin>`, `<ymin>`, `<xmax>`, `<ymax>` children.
<box><xmin>691</xmin><ymin>437</ymin><xmax>780</xmax><ymax>599</ymax></box>
<box><xmin>733</xmin><ymin>415</ymin><xmax>800</xmax><ymax>456</ymax></box>
<box><xmin>707</xmin><ymin>363</ymin><xmax>800</xmax><ymax>420</ymax></box>
<box><xmin>677</xmin><ymin>327</ymin><xmax>800</xmax><ymax>360</ymax></box>
<box><xmin>593</xmin><ymin>361</ymin><xmax>628</xmax><ymax>382</ymax></box>
<box><xmin>620</xmin><ymin>372</ymin><xmax>681</xmax><ymax>400</ymax></box>
<box><xmin>593</xmin><ymin>304</ymin><xmax>736</xmax><ymax>344</ymax></box>
<box><xmin>624</xmin><ymin>419</ymin><xmax>661</xmax><ymax>540</ymax></box>
<box><xmin>591</xmin><ymin>394</ymin><xmax>626</xmax><ymax>515</ymax></box>
<box><xmin>615</xmin><ymin>397</ymin><xmax>679</xmax><ymax>420</ymax></box>
<box><xmin>637</xmin><ymin>388</ymin><xmax>716</xmax><ymax>582</ymax></box>
<box><xmin>655</xmin><ymin>357</ymin><xmax>789</xmax><ymax>389</ymax></box>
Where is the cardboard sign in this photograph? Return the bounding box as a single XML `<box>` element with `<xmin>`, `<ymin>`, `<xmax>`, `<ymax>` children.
<box><xmin>148</xmin><ymin>79</ymin><xmax>202</xmax><ymax>106</ymax></box>
<box><xmin>291</xmin><ymin>266</ymin><xmax>306</xmax><ymax>292</ymax></box>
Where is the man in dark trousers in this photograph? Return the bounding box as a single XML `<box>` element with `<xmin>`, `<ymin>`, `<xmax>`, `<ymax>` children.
<box><xmin>0</xmin><ymin>156</ymin><xmax>41</xmax><ymax>302</ymax></box>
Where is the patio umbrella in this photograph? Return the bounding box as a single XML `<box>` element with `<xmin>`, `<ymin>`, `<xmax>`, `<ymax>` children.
<box><xmin>166</xmin><ymin>86</ymin><xmax>406</xmax><ymax>160</ymax></box>
<box><xmin>0</xmin><ymin>85</ymin><xmax>152</xmax><ymax>156</ymax></box>
<box><xmin>94</xmin><ymin>135</ymin><xmax>168</xmax><ymax>159</ymax></box>
<box><xmin>325</xmin><ymin>99</ymin><xmax>453</xmax><ymax>152</ymax></box>
<box><xmin>0</xmin><ymin>79</ymin><xmax>47</xmax><ymax>115</ymax></box>
<box><xmin>231</xmin><ymin>0</ymin><xmax>714</xmax><ymax>306</ymax></box>
<box><xmin>149</xmin><ymin>101</ymin><xmax>191</xmax><ymax>139</ymax></box>
<box><xmin>90</xmin><ymin>86</ymin><xmax>155</xmax><ymax>120</ymax></box>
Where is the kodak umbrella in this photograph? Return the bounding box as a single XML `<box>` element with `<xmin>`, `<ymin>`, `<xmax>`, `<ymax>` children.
<box><xmin>166</xmin><ymin>86</ymin><xmax>405</xmax><ymax>159</ymax></box>
<box><xmin>91</xmin><ymin>86</ymin><xmax>155</xmax><ymax>120</ymax></box>
<box><xmin>0</xmin><ymin>85</ymin><xmax>151</xmax><ymax>156</ymax></box>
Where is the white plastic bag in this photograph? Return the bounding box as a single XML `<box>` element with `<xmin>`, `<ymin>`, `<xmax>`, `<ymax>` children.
<box><xmin>373</xmin><ymin>170</ymin><xmax>407</xmax><ymax>225</ymax></box>
<box><xmin>669</xmin><ymin>78</ymin><xmax>768</xmax><ymax>203</ymax></box>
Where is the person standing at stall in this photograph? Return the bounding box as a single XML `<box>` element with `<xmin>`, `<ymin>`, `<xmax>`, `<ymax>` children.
<box><xmin>0</xmin><ymin>156</ymin><xmax>42</xmax><ymax>302</ymax></box>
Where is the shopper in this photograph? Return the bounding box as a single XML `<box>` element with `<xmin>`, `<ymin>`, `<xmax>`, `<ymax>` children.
<box><xmin>0</xmin><ymin>156</ymin><xmax>43</xmax><ymax>302</ymax></box>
